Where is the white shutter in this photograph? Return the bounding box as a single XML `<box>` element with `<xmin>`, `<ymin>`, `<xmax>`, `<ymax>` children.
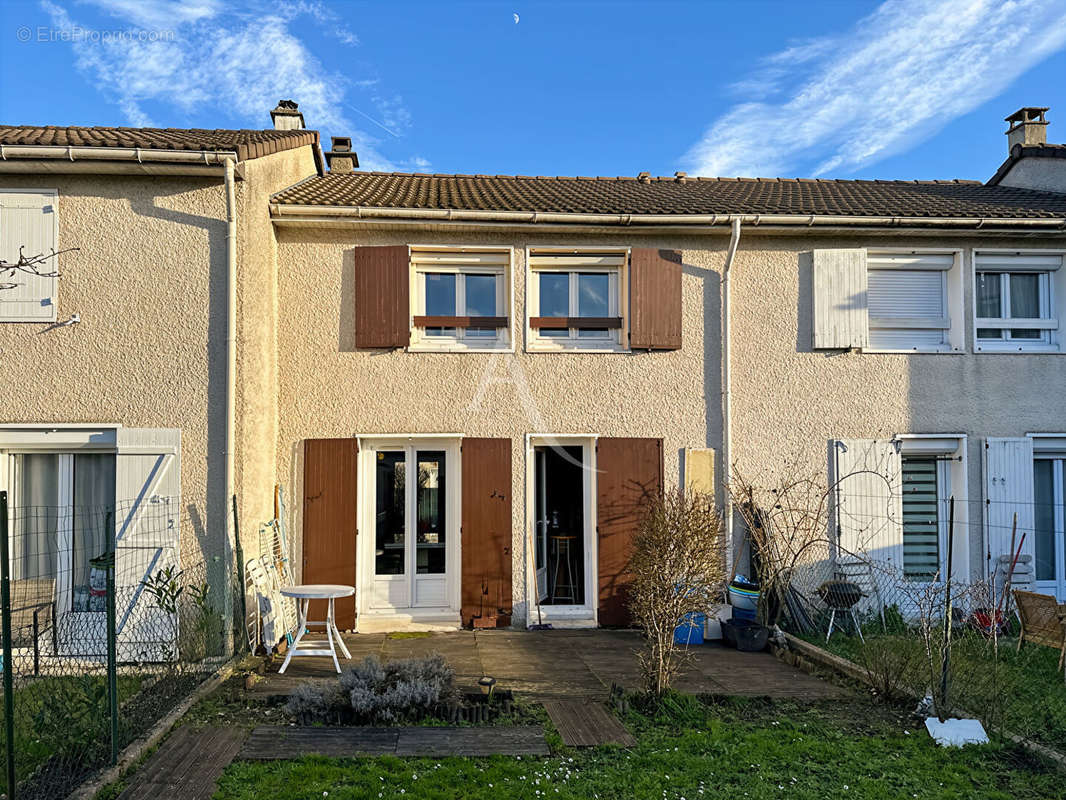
<box><xmin>983</xmin><ymin>437</ymin><xmax>1035</xmax><ymax>569</ymax></box>
<box><xmin>867</xmin><ymin>253</ymin><xmax>951</xmax><ymax>350</ymax></box>
<box><xmin>115</xmin><ymin>428</ymin><xmax>181</xmax><ymax>662</ymax></box>
<box><xmin>812</xmin><ymin>249</ymin><xmax>868</xmax><ymax>349</ymax></box>
<box><xmin>831</xmin><ymin>439</ymin><xmax>903</xmax><ymax>570</ymax></box>
<box><xmin>0</xmin><ymin>190</ymin><xmax>58</xmax><ymax>322</ymax></box>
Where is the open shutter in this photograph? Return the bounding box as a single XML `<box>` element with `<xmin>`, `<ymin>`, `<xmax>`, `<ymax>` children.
<box><xmin>354</xmin><ymin>244</ymin><xmax>410</xmax><ymax>348</ymax></box>
<box><xmin>303</xmin><ymin>438</ymin><xmax>359</xmax><ymax>630</ymax></box>
<box><xmin>812</xmin><ymin>249</ymin><xmax>868</xmax><ymax>349</ymax></box>
<box><xmin>114</xmin><ymin>428</ymin><xmax>181</xmax><ymax>662</ymax></box>
<box><xmin>596</xmin><ymin>437</ymin><xmax>663</xmax><ymax>626</ymax></box>
<box><xmin>984</xmin><ymin>437</ymin><xmax>1035</xmax><ymax>579</ymax></box>
<box><xmin>0</xmin><ymin>190</ymin><xmax>58</xmax><ymax>322</ymax></box>
<box><xmin>629</xmin><ymin>248</ymin><xmax>682</xmax><ymax>350</ymax></box>
<box><xmin>830</xmin><ymin>439</ymin><xmax>902</xmax><ymax>570</ymax></box>
<box><xmin>461</xmin><ymin>438</ymin><xmax>512</xmax><ymax>627</ymax></box>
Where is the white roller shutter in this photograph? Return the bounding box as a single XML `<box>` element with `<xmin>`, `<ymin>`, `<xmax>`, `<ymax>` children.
<box><xmin>0</xmin><ymin>190</ymin><xmax>58</xmax><ymax>322</ymax></box>
<box><xmin>983</xmin><ymin>437</ymin><xmax>1035</xmax><ymax>573</ymax></box>
<box><xmin>115</xmin><ymin>428</ymin><xmax>181</xmax><ymax>662</ymax></box>
<box><xmin>867</xmin><ymin>253</ymin><xmax>951</xmax><ymax>350</ymax></box>
<box><xmin>831</xmin><ymin>439</ymin><xmax>903</xmax><ymax>570</ymax></box>
<box><xmin>812</xmin><ymin>249</ymin><xmax>868</xmax><ymax>350</ymax></box>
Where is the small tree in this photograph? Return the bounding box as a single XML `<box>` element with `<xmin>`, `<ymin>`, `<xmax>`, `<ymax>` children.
<box><xmin>628</xmin><ymin>488</ymin><xmax>726</xmax><ymax>696</ymax></box>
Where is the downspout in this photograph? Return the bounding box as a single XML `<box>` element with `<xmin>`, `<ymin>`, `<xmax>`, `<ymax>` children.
<box><xmin>721</xmin><ymin>218</ymin><xmax>742</xmax><ymax>576</ymax></box>
<box><xmin>224</xmin><ymin>157</ymin><xmax>238</xmax><ymax>656</ymax></box>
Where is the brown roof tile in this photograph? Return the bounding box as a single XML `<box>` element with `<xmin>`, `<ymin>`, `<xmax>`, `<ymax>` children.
<box><xmin>271</xmin><ymin>171</ymin><xmax>1066</xmax><ymax>219</ymax></box>
<box><xmin>0</xmin><ymin>125</ymin><xmax>320</xmax><ymax>162</ymax></box>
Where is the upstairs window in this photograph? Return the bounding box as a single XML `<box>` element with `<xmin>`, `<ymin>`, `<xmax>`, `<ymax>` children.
<box><xmin>975</xmin><ymin>253</ymin><xmax>1060</xmax><ymax>351</ymax></box>
<box><xmin>409</xmin><ymin>247</ymin><xmax>510</xmax><ymax>351</ymax></box>
<box><xmin>528</xmin><ymin>250</ymin><xmax>627</xmax><ymax>351</ymax></box>
<box><xmin>866</xmin><ymin>252</ymin><xmax>956</xmax><ymax>352</ymax></box>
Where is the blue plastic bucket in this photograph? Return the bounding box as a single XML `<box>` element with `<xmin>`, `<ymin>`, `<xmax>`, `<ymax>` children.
<box><xmin>674</xmin><ymin>612</ymin><xmax>706</xmax><ymax>645</ymax></box>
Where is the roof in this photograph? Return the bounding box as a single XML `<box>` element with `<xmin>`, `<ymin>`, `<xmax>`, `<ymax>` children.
<box><xmin>987</xmin><ymin>143</ymin><xmax>1066</xmax><ymax>186</ymax></box>
<box><xmin>272</xmin><ymin>171</ymin><xmax>1066</xmax><ymax>219</ymax></box>
<box><xmin>0</xmin><ymin>125</ymin><xmax>320</xmax><ymax>162</ymax></box>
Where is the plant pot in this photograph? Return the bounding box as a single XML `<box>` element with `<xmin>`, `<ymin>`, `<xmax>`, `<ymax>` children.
<box><xmin>721</xmin><ymin>618</ymin><xmax>769</xmax><ymax>652</ymax></box>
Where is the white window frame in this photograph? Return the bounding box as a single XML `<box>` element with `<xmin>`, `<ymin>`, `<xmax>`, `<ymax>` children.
<box><xmin>526</xmin><ymin>248</ymin><xmax>629</xmax><ymax>353</ymax></box>
<box><xmin>973</xmin><ymin>249</ymin><xmax>1063</xmax><ymax>353</ymax></box>
<box><xmin>0</xmin><ymin>188</ymin><xmax>60</xmax><ymax>323</ymax></box>
<box><xmin>1028</xmin><ymin>434</ymin><xmax>1066</xmax><ymax>599</ymax></box>
<box><xmin>893</xmin><ymin>434</ymin><xmax>970</xmax><ymax>584</ymax></box>
<box><xmin>408</xmin><ymin>246</ymin><xmax>513</xmax><ymax>352</ymax></box>
<box><xmin>863</xmin><ymin>249</ymin><xmax>962</xmax><ymax>354</ymax></box>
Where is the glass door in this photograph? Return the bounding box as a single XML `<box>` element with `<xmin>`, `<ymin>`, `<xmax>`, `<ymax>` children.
<box><xmin>534</xmin><ymin>449</ymin><xmax>548</xmax><ymax>602</ymax></box>
<box><xmin>370</xmin><ymin>446</ymin><xmax>452</xmax><ymax>611</ymax></box>
<box><xmin>1034</xmin><ymin>458</ymin><xmax>1066</xmax><ymax>601</ymax></box>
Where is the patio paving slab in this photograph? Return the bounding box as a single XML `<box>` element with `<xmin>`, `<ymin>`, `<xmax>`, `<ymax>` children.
<box><xmin>238</xmin><ymin>725</ymin><xmax>549</xmax><ymax>759</ymax></box>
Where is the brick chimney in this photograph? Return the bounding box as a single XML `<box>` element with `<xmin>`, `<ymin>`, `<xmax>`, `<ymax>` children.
<box><xmin>270</xmin><ymin>99</ymin><xmax>305</xmax><ymax>131</ymax></box>
<box><xmin>1005</xmin><ymin>107</ymin><xmax>1048</xmax><ymax>152</ymax></box>
<box><xmin>325</xmin><ymin>136</ymin><xmax>359</xmax><ymax>173</ymax></box>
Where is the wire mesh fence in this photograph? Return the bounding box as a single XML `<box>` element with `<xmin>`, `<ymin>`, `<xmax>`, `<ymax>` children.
<box><xmin>0</xmin><ymin>491</ymin><xmax>231</xmax><ymax>800</ymax></box>
<box><xmin>747</xmin><ymin>491</ymin><xmax>1066</xmax><ymax>757</ymax></box>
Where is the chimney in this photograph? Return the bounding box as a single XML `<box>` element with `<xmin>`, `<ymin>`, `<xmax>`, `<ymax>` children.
<box><xmin>1005</xmin><ymin>106</ymin><xmax>1048</xmax><ymax>152</ymax></box>
<box><xmin>325</xmin><ymin>136</ymin><xmax>359</xmax><ymax>174</ymax></box>
<box><xmin>270</xmin><ymin>99</ymin><xmax>305</xmax><ymax>130</ymax></box>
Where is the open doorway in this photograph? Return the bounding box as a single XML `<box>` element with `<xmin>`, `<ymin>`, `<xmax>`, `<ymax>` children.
<box><xmin>534</xmin><ymin>445</ymin><xmax>586</xmax><ymax>606</ymax></box>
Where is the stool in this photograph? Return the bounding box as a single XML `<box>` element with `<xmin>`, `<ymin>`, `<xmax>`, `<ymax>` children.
<box><xmin>550</xmin><ymin>535</ymin><xmax>577</xmax><ymax>604</ymax></box>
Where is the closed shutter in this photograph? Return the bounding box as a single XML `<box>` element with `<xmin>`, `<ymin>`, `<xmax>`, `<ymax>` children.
<box><xmin>0</xmin><ymin>190</ymin><xmax>58</xmax><ymax>322</ymax></box>
<box><xmin>114</xmin><ymin>428</ymin><xmax>181</xmax><ymax>662</ymax></box>
<box><xmin>303</xmin><ymin>438</ymin><xmax>359</xmax><ymax>629</ymax></box>
<box><xmin>901</xmin><ymin>457</ymin><xmax>940</xmax><ymax>580</ymax></box>
<box><xmin>812</xmin><ymin>249</ymin><xmax>868</xmax><ymax>349</ymax></box>
<box><xmin>867</xmin><ymin>253</ymin><xmax>951</xmax><ymax>350</ymax></box>
<box><xmin>596</xmin><ymin>437</ymin><xmax>663</xmax><ymax>626</ymax></box>
<box><xmin>831</xmin><ymin>439</ymin><xmax>902</xmax><ymax>570</ymax></box>
<box><xmin>354</xmin><ymin>245</ymin><xmax>410</xmax><ymax>348</ymax></box>
<box><xmin>630</xmin><ymin>248</ymin><xmax>682</xmax><ymax>350</ymax></box>
<box><xmin>983</xmin><ymin>437</ymin><xmax>1035</xmax><ymax>568</ymax></box>
<box><xmin>460</xmin><ymin>438</ymin><xmax>512</xmax><ymax>627</ymax></box>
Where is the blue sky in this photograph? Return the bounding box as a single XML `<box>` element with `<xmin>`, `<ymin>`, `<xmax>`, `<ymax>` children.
<box><xmin>2</xmin><ymin>0</ymin><xmax>1066</xmax><ymax>182</ymax></box>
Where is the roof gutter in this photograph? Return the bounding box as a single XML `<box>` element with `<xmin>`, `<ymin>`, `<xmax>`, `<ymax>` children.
<box><xmin>0</xmin><ymin>145</ymin><xmax>241</xmax><ymax>177</ymax></box>
<box><xmin>268</xmin><ymin>203</ymin><xmax>1066</xmax><ymax>231</ymax></box>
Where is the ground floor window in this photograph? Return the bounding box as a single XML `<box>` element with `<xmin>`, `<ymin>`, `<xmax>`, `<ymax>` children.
<box><xmin>901</xmin><ymin>456</ymin><xmax>940</xmax><ymax>582</ymax></box>
<box><xmin>1033</xmin><ymin>457</ymin><xmax>1064</xmax><ymax>587</ymax></box>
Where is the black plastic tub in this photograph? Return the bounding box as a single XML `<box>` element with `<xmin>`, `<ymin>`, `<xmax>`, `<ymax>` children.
<box><xmin>720</xmin><ymin>617</ymin><xmax>769</xmax><ymax>652</ymax></box>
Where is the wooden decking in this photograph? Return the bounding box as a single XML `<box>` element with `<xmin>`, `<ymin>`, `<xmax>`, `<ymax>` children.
<box><xmin>252</xmin><ymin>629</ymin><xmax>844</xmax><ymax>701</ymax></box>
<box><xmin>543</xmin><ymin>699</ymin><xmax>637</xmax><ymax>747</ymax></box>
<box><xmin>116</xmin><ymin>725</ymin><xmax>247</xmax><ymax>800</ymax></box>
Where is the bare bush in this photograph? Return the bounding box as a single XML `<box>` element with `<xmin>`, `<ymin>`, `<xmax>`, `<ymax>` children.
<box><xmin>628</xmin><ymin>488</ymin><xmax>726</xmax><ymax>695</ymax></box>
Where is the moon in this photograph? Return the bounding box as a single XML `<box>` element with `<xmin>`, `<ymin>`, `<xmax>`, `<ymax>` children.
<box><xmin>513</xmin><ymin>12</ymin><xmax>520</xmax><ymax>24</ymax></box>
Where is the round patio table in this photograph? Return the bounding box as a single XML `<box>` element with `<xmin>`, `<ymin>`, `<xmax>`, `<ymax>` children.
<box><xmin>278</xmin><ymin>584</ymin><xmax>354</xmax><ymax>674</ymax></box>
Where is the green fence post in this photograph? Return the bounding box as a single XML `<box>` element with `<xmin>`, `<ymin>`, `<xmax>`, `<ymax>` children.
<box><xmin>95</xmin><ymin>510</ymin><xmax>119</xmax><ymax>767</ymax></box>
<box><xmin>1</xmin><ymin>490</ymin><xmax>16</xmax><ymax>799</ymax></box>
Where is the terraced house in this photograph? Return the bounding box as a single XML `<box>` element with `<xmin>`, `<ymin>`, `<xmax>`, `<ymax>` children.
<box><xmin>4</xmin><ymin>103</ymin><xmax>1066</xmax><ymax>650</ymax></box>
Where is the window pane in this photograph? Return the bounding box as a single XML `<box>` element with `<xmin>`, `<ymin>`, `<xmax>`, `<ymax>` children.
<box><xmin>577</xmin><ymin>273</ymin><xmax>609</xmax><ymax>317</ymax></box>
<box><xmin>902</xmin><ymin>457</ymin><xmax>939</xmax><ymax>581</ymax></box>
<box><xmin>375</xmin><ymin>451</ymin><xmax>406</xmax><ymax>576</ymax></box>
<box><xmin>976</xmin><ymin>272</ymin><xmax>1002</xmax><ymax>318</ymax></box>
<box><xmin>13</xmin><ymin>454</ymin><xmax>60</xmax><ymax>582</ymax></box>
<box><xmin>1009</xmin><ymin>329</ymin><xmax>1042</xmax><ymax>340</ymax></box>
<box><xmin>416</xmin><ymin>451</ymin><xmax>446</xmax><ymax>575</ymax></box>
<box><xmin>976</xmin><ymin>328</ymin><xmax>1003</xmax><ymax>340</ymax></box>
<box><xmin>73</xmin><ymin>454</ymin><xmax>115</xmax><ymax>611</ymax></box>
<box><xmin>1034</xmin><ymin>460</ymin><xmax>1056</xmax><ymax>582</ymax></box>
<box><xmin>425</xmin><ymin>273</ymin><xmax>456</xmax><ymax>337</ymax></box>
<box><xmin>464</xmin><ymin>274</ymin><xmax>497</xmax><ymax>339</ymax></box>
<box><xmin>1009</xmin><ymin>272</ymin><xmax>1040</xmax><ymax>319</ymax></box>
<box><xmin>539</xmin><ymin>272</ymin><xmax>569</xmax><ymax>337</ymax></box>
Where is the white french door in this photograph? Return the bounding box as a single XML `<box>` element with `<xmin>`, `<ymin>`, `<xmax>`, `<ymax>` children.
<box><xmin>1034</xmin><ymin>457</ymin><xmax>1066</xmax><ymax>601</ymax></box>
<box><xmin>363</xmin><ymin>441</ymin><xmax>458</xmax><ymax>614</ymax></box>
<box><xmin>534</xmin><ymin>449</ymin><xmax>548</xmax><ymax>602</ymax></box>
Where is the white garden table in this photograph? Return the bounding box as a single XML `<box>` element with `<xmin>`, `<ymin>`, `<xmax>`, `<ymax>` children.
<box><xmin>278</xmin><ymin>584</ymin><xmax>355</xmax><ymax>674</ymax></box>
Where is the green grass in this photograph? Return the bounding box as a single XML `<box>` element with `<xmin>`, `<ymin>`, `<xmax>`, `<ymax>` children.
<box><xmin>212</xmin><ymin>694</ymin><xmax>1062</xmax><ymax>800</ymax></box>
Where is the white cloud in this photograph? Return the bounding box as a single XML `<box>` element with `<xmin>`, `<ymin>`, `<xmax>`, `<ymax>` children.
<box><xmin>45</xmin><ymin>0</ymin><xmax>415</xmax><ymax>170</ymax></box>
<box><xmin>683</xmin><ymin>0</ymin><xmax>1066</xmax><ymax>178</ymax></box>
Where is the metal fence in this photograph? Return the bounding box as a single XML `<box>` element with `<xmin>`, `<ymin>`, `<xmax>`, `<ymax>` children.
<box><xmin>757</xmin><ymin>494</ymin><xmax>1066</xmax><ymax>756</ymax></box>
<box><xmin>0</xmin><ymin>491</ymin><xmax>231</xmax><ymax>800</ymax></box>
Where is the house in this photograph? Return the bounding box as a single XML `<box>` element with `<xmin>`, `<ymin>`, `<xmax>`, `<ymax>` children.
<box><xmin>3</xmin><ymin>103</ymin><xmax>1066</xmax><ymax>649</ymax></box>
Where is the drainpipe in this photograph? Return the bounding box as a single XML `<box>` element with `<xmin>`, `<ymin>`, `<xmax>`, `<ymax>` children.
<box><xmin>224</xmin><ymin>157</ymin><xmax>238</xmax><ymax>656</ymax></box>
<box><xmin>721</xmin><ymin>218</ymin><xmax>742</xmax><ymax>576</ymax></box>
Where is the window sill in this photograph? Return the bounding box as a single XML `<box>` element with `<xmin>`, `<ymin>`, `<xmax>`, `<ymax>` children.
<box><xmin>974</xmin><ymin>343</ymin><xmax>1061</xmax><ymax>354</ymax></box>
<box><xmin>862</xmin><ymin>347</ymin><xmax>961</xmax><ymax>355</ymax></box>
<box><xmin>408</xmin><ymin>342</ymin><xmax>513</xmax><ymax>354</ymax></box>
<box><xmin>526</xmin><ymin>343</ymin><xmax>629</xmax><ymax>354</ymax></box>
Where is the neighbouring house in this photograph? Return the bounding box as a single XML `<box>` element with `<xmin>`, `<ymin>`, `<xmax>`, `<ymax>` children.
<box><xmin>4</xmin><ymin>103</ymin><xmax>1066</xmax><ymax>648</ymax></box>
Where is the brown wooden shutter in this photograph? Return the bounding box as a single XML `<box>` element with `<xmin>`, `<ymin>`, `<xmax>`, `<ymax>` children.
<box><xmin>596</xmin><ymin>437</ymin><xmax>663</xmax><ymax>626</ymax></box>
<box><xmin>461</xmin><ymin>438</ymin><xmax>512</xmax><ymax>627</ymax></box>
<box><xmin>354</xmin><ymin>244</ymin><xmax>410</xmax><ymax>348</ymax></box>
<box><xmin>302</xmin><ymin>437</ymin><xmax>359</xmax><ymax>629</ymax></box>
<box><xmin>629</xmin><ymin>248</ymin><xmax>682</xmax><ymax>350</ymax></box>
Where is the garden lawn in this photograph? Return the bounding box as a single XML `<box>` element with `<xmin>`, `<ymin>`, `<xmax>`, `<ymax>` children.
<box><xmin>213</xmin><ymin>695</ymin><xmax>1061</xmax><ymax>800</ymax></box>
